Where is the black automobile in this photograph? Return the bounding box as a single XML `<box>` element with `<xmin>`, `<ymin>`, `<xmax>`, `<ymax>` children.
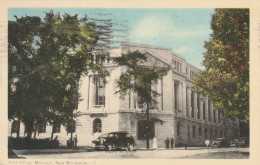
<box><xmin>238</xmin><ymin>137</ymin><xmax>249</xmax><ymax>147</ymax></box>
<box><xmin>211</xmin><ymin>138</ymin><xmax>229</xmax><ymax>148</ymax></box>
<box><xmin>92</xmin><ymin>131</ymin><xmax>135</xmax><ymax>151</ymax></box>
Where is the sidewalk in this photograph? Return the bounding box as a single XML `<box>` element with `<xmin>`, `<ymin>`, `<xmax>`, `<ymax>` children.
<box><xmin>13</xmin><ymin>146</ymin><xmax>249</xmax><ymax>155</ymax></box>
<box><xmin>13</xmin><ymin>146</ymin><xmax>93</xmax><ymax>155</ymax></box>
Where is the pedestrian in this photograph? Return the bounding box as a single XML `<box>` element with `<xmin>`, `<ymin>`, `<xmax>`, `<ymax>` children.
<box><xmin>74</xmin><ymin>135</ymin><xmax>78</xmax><ymax>148</ymax></box>
<box><xmin>165</xmin><ymin>137</ymin><xmax>170</xmax><ymax>149</ymax></box>
<box><xmin>153</xmin><ymin>137</ymin><xmax>158</xmax><ymax>150</ymax></box>
<box><xmin>170</xmin><ymin>137</ymin><xmax>174</xmax><ymax>149</ymax></box>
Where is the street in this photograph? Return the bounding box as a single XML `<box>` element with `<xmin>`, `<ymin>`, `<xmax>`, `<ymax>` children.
<box><xmin>16</xmin><ymin>147</ymin><xmax>249</xmax><ymax>159</ymax></box>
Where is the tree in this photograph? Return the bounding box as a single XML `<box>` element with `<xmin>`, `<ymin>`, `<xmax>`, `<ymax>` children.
<box><xmin>193</xmin><ymin>9</ymin><xmax>249</xmax><ymax>120</ymax></box>
<box><xmin>8</xmin><ymin>11</ymin><xmax>99</xmax><ymax>138</ymax></box>
<box><xmin>113</xmin><ymin>51</ymin><xmax>169</xmax><ymax>149</ymax></box>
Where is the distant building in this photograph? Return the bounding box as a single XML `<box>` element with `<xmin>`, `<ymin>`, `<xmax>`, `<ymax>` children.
<box><xmin>8</xmin><ymin>43</ymin><xmax>240</xmax><ymax>148</ymax></box>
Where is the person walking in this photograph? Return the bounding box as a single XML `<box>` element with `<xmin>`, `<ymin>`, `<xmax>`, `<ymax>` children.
<box><xmin>165</xmin><ymin>137</ymin><xmax>170</xmax><ymax>149</ymax></box>
<box><xmin>74</xmin><ymin>135</ymin><xmax>78</xmax><ymax>148</ymax></box>
<box><xmin>170</xmin><ymin>137</ymin><xmax>174</xmax><ymax>149</ymax></box>
<box><xmin>153</xmin><ymin>137</ymin><xmax>158</xmax><ymax>150</ymax></box>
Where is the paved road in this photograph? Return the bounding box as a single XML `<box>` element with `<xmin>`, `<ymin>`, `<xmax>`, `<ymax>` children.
<box><xmin>17</xmin><ymin>147</ymin><xmax>249</xmax><ymax>159</ymax></box>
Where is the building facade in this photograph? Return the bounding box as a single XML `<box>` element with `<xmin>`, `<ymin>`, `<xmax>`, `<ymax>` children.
<box><xmin>8</xmin><ymin>43</ymin><xmax>240</xmax><ymax>148</ymax></box>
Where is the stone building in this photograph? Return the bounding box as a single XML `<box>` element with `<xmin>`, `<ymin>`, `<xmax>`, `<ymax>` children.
<box><xmin>8</xmin><ymin>43</ymin><xmax>240</xmax><ymax>148</ymax></box>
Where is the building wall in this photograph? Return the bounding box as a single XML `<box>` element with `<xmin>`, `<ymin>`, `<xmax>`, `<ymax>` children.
<box><xmin>8</xmin><ymin>43</ymin><xmax>240</xmax><ymax>148</ymax></box>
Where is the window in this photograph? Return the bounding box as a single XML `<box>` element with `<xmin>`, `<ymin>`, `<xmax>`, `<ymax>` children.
<box><xmin>138</xmin><ymin>120</ymin><xmax>155</xmax><ymax>140</ymax></box>
<box><xmin>192</xmin><ymin>125</ymin><xmax>196</xmax><ymax>138</ymax></box>
<box><xmin>93</xmin><ymin>118</ymin><xmax>102</xmax><ymax>133</ymax></box>
<box><xmin>11</xmin><ymin>120</ymin><xmax>19</xmax><ymax>134</ymax></box>
<box><xmin>177</xmin><ymin>122</ymin><xmax>181</xmax><ymax>137</ymax></box>
<box><xmin>198</xmin><ymin>127</ymin><xmax>202</xmax><ymax>137</ymax></box>
<box><xmin>94</xmin><ymin>76</ymin><xmax>106</xmax><ymax>106</ymax></box>
<box><xmin>53</xmin><ymin>122</ymin><xmax>61</xmax><ymax>133</ymax></box>
<box><xmin>38</xmin><ymin>122</ymin><xmax>46</xmax><ymax>133</ymax></box>
<box><xmin>204</xmin><ymin>128</ymin><xmax>208</xmax><ymax>139</ymax></box>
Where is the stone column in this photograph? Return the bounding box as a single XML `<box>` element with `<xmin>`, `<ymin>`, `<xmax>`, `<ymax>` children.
<box><xmin>178</xmin><ymin>82</ymin><xmax>183</xmax><ymax>113</ymax></box>
<box><xmin>205</xmin><ymin>98</ymin><xmax>209</xmax><ymax>122</ymax></box>
<box><xmin>194</xmin><ymin>92</ymin><xmax>198</xmax><ymax>119</ymax></box>
<box><xmin>182</xmin><ymin>83</ymin><xmax>186</xmax><ymax>117</ymax></box>
<box><xmin>220</xmin><ymin>113</ymin><xmax>223</xmax><ymax>125</ymax></box>
<box><xmin>216</xmin><ymin>110</ymin><xmax>219</xmax><ymax>124</ymax></box>
<box><xmin>172</xmin><ymin>80</ymin><xmax>176</xmax><ymax>112</ymax></box>
<box><xmin>187</xmin><ymin>87</ymin><xmax>191</xmax><ymax>118</ymax></box>
<box><xmin>200</xmin><ymin>97</ymin><xmax>203</xmax><ymax>121</ymax></box>
<box><xmin>210</xmin><ymin>103</ymin><xmax>214</xmax><ymax>123</ymax></box>
<box><xmin>130</xmin><ymin>92</ymin><xmax>135</xmax><ymax>109</ymax></box>
<box><xmin>89</xmin><ymin>75</ymin><xmax>94</xmax><ymax>109</ymax></box>
<box><xmin>157</xmin><ymin>78</ymin><xmax>162</xmax><ymax>111</ymax></box>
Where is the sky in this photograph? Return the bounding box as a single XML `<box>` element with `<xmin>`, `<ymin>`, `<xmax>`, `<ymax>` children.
<box><xmin>8</xmin><ymin>8</ymin><xmax>215</xmax><ymax>69</ymax></box>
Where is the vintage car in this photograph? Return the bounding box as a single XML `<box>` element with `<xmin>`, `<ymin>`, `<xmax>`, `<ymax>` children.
<box><xmin>92</xmin><ymin>131</ymin><xmax>135</xmax><ymax>151</ymax></box>
<box><xmin>211</xmin><ymin>138</ymin><xmax>229</xmax><ymax>148</ymax></box>
<box><xmin>238</xmin><ymin>137</ymin><xmax>249</xmax><ymax>147</ymax></box>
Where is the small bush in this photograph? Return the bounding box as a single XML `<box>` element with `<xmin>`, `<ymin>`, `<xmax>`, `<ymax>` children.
<box><xmin>8</xmin><ymin>137</ymin><xmax>60</xmax><ymax>150</ymax></box>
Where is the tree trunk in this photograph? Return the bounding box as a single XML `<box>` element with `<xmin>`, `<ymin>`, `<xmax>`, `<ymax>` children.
<box><xmin>16</xmin><ymin>118</ymin><xmax>21</xmax><ymax>138</ymax></box>
<box><xmin>34</xmin><ymin>124</ymin><xmax>37</xmax><ymax>139</ymax></box>
<box><xmin>27</xmin><ymin>131</ymin><xmax>32</xmax><ymax>139</ymax></box>
<box><xmin>51</xmin><ymin>127</ymin><xmax>54</xmax><ymax>140</ymax></box>
<box><xmin>146</xmin><ymin>102</ymin><xmax>150</xmax><ymax>149</ymax></box>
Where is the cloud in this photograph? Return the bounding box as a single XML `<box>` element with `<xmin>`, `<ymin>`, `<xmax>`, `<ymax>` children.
<box><xmin>170</xmin><ymin>29</ymin><xmax>212</xmax><ymax>39</ymax></box>
<box><xmin>129</xmin><ymin>14</ymin><xmax>211</xmax><ymax>41</ymax></box>
<box><xmin>129</xmin><ymin>14</ymin><xmax>175</xmax><ymax>40</ymax></box>
<box><xmin>175</xmin><ymin>46</ymin><xmax>195</xmax><ymax>54</ymax></box>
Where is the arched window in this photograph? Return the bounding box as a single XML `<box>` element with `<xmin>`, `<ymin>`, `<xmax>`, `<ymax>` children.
<box><xmin>11</xmin><ymin>120</ymin><xmax>19</xmax><ymax>134</ymax></box>
<box><xmin>198</xmin><ymin>127</ymin><xmax>202</xmax><ymax>137</ymax></box>
<box><xmin>93</xmin><ymin>118</ymin><xmax>102</xmax><ymax>133</ymax></box>
<box><xmin>177</xmin><ymin>122</ymin><xmax>181</xmax><ymax>137</ymax></box>
<box><xmin>204</xmin><ymin>128</ymin><xmax>208</xmax><ymax>139</ymax></box>
<box><xmin>192</xmin><ymin>125</ymin><xmax>196</xmax><ymax>138</ymax></box>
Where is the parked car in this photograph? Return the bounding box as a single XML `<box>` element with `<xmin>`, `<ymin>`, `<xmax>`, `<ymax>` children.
<box><xmin>238</xmin><ymin>137</ymin><xmax>249</xmax><ymax>147</ymax></box>
<box><xmin>92</xmin><ymin>131</ymin><xmax>135</xmax><ymax>151</ymax></box>
<box><xmin>229</xmin><ymin>139</ymin><xmax>239</xmax><ymax>147</ymax></box>
<box><xmin>211</xmin><ymin>138</ymin><xmax>229</xmax><ymax>148</ymax></box>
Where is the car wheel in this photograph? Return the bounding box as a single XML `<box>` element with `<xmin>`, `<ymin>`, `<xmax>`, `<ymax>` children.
<box><xmin>106</xmin><ymin>144</ymin><xmax>113</xmax><ymax>151</ymax></box>
<box><xmin>128</xmin><ymin>143</ymin><xmax>134</xmax><ymax>151</ymax></box>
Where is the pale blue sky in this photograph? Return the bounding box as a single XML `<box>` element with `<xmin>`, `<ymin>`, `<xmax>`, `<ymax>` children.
<box><xmin>8</xmin><ymin>8</ymin><xmax>215</xmax><ymax>69</ymax></box>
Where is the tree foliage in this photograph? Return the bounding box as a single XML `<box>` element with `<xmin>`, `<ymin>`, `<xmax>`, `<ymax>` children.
<box><xmin>8</xmin><ymin>11</ymin><xmax>99</xmax><ymax>138</ymax></box>
<box><xmin>193</xmin><ymin>9</ymin><xmax>249</xmax><ymax>119</ymax></box>
<box><xmin>113</xmin><ymin>50</ymin><xmax>169</xmax><ymax>148</ymax></box>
